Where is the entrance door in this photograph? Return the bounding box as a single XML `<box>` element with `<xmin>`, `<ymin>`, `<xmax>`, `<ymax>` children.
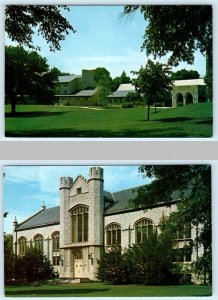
<box><xmin>74</xmin><ymin>250</ymin><xmax>83</xmax><ymax>278</ymax></box>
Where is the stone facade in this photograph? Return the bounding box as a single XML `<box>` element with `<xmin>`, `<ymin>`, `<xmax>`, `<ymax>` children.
<box><xmin>171</xmin><ymin>79</ymin><xmax>206</xmax><ymax>107</ymax></box>
<box><xmin>13</xmin><ymin>167</ymin><xmax>204</xmax><ymax>281</ymax></box>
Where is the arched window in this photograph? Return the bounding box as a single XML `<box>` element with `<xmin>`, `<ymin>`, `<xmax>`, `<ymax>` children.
<box><xmin>52</xmin><ymin>231</ymin><xmax>60</xmax><ymax>251</ymax></box>
<box><xmin>18</xmin><ymin>236</ymin><xmax>27</xmax><ymax>255</ymax></box>
<box><xmin>106</xmin><ymin>223</ymin><xmax>121</xmax><ymax>246</ymax></box>
<box><xmin>34</xmin><ymin>234</ymin><xmax>44</xmax><ymax>252</ymax></box>
<box><xmin>71</xmin><ymin>205</ymin><xmax>89</xmax><ymax>243</ymax></box>
<box><xmin>135</xmin><ymin>218</ymin><xmax>154</xmax><ymax>244</ymax></box>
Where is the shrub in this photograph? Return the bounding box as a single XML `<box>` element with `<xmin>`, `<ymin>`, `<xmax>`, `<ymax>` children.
<box><xmin>122</xmin><ymin>102</ymin><xmax>134</xmax><ymax>108</ymax></box>
<box><xmin>98</xmin><ymin>232</ymin><xmax>180</xmax><ymax>285</ymax></box>
<box><xmin>15</xmin><ymin>247</ymin><xmax>53</xmax><ymax>283</ymax></box>
<box><xmin>97</xmin><ymin>247</ymin><xmax>130</xmax><ymax>284</ymax></box>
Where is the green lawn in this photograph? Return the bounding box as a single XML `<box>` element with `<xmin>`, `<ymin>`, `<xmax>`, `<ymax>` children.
<box><xmin>5</xmin><ymin>103</ymin><xmax>212</xmax><ymax>138</ymax></box>
<box><xmin>5</xmin><ymin>282</ymin><xmax>212</xmax><ymax>297</ymax></box>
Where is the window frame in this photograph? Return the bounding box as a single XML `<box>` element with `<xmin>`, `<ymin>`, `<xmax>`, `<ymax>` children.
<box><xmin>18</xmin><ymin>236</ymin><xmax>27</xmax><ymax>255</ymax></box>
<box><xmin>71</xmin><ymin>205</ymin><xmax>89</xmax><ymax>243</ymax></box>
<box><xmin>106</xmin><ymin>223</ymin><xmax>121</xmax><ymax>247</ymax></box>
<box><xmin>34</xmin><ymin>234</ymin><xmax>44</xmax><ymax>252</ymax></box>
<box><xmin>135</xmin><ymin>218</ymin><xmax>154</xmax><ymax>244</ymax></box>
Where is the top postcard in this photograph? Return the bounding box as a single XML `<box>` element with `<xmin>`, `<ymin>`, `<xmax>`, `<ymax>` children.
<box><xmin>5</xmin><ymin>5</ymin><xmax>213</xmax><ymax>138</ymax></box>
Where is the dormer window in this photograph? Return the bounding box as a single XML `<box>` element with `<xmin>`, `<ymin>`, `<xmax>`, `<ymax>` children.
<box><xmin>77</xmin><ymin>187</ymin><xmax>82</xmax><ymax>195</ymax></box>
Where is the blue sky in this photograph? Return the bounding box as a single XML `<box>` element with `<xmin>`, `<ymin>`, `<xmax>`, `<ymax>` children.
<box><xmin>5</xmin><ymin>5</ymin><xmax>206</xmax><ymax>78</ymax></box>
<box><xmin>3</xmin><ymin>165</ymin><xmax>151</xmax><ymax>234</ymax></box>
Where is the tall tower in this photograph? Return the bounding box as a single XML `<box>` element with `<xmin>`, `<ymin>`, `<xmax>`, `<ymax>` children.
<box><xmin>59</xmin><ymin>177</ymin><xmax>73</xmax><ymax>247</ymax></box>
<box><xmin>88</xmin><ymin>167</ymin><xmax>104</xmax><ymax>245</ymax></box>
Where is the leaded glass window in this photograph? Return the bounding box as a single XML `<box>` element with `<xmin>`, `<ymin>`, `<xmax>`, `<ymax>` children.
<box><xmin>18</xmin><ymin>236</ymin><xmax>27</xmax><ymax>255</ymax></box>
<box><xmin>106</xmin><ymin>223</ymin><xmax>121</xmax><ymax>246</ymax></box>
<box><xmin>34</xmin><ymin>234</ymin><xmax>44</xmax><ymax>252</ymax></box>
<box><xmin>71</xmin><ymin>206</ymin><xmax>89</xmax><ymax>243</ymax></box>
<box><xmin>135</xmin><ymin>218</ymin><xmax>154</xmax><ymax>244</ymax></box>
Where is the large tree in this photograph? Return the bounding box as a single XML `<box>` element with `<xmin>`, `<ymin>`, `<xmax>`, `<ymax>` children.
<box><xmin>134</xmin><ymin>165</ymin><xmax>212</xmax><ymax>283</ymax></box>
<box><xmin>124</xmin><ymin>5</ymin><xmax>212</xmax><ymax>101</ymax></box>
<box><xmin>5</xmin><ymin>46</ymin><xmax>58</xmax><ymax>114</ymax></box>
<box><xmin>5</xmin><ymin>5</ymin><xmax>75</xmax><ymax>51</ymax></box>
<box><xmin>132</xmin><ymin>59</ymin><xmax>172</xmax><ymax>120</ymax></box>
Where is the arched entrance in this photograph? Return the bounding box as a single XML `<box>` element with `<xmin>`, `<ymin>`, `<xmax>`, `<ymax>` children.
<box><xmin>176</xmin><ymin>93</ymin><xmax>184</xmax><ymax>106</ymax></box>
<box><xmin>74</xmin><ymin>250</ymin><xmax>83</xmax><ymax>278</ymax></box>
<box><xmin>185</xmin><ymin>93</ymin><xmax>193</xmax><ymax>105</ymax></box>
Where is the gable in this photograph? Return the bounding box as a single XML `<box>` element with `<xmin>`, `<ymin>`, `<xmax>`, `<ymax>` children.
<box><xmin>15</xmin><ymin>206</ymin><xmax>60</xmax><ymax>231</ymax></box>
<box><xmin>70</xmin><ymin>175</ymin><xmax>89</xmax><ymax>196</ymax></box>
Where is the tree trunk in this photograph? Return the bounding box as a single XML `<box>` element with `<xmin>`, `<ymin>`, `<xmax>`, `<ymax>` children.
<box><xmin>205</xmin><ymin>48</ymin><xmax>212</xmax><ymax>102</ymax></box>
<box><xmin>10</xmin><ymin>95</ymin><xmax>17</xmax><ymax>115</ymax></box>
<box><xmin>147</xmin><ymin>103</ymin><xmax>150</xmax><ymax>121</ymax></box>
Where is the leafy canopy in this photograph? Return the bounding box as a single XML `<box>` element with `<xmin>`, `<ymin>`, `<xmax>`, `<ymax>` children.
<box><xmin>5</xmin><ymin>5</ymin><xmax>75</xmax><ymax>51</ymax></box>
<box><xmin>134</xmin><ymin>165</ymin><xmax>212</xmax><ymax>282</ymax></box>
<box><xmin>135</xmin><ymin>165</ymin><xmax>211</xmax><ymax>248</ymax></box>
<box><xmin>132</xmin><ymin>59</ymin><xmax>172</xmax><ymax>119</ymax></box>
<box><xmin>5</xmin><ymin>45</ymin><xmax>59</xmax><ymax>113</ymax></box>
<box><xmin>124</xmin><ymin>5</ymin><xmax>212</xmax><ymax>66</ymax></box>
<box><xmin>171</xmin><ymin>69</ymin><xmax>200</xmax><ymax>80</ymax></box>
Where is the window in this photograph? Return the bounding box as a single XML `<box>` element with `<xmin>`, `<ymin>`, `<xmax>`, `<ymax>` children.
<box><xmin>52</xmin><ymin>231</ymin><xmax>60</xmax><ymax>251</ymax></box>
<box><xmin>71</xmin><ymin>206</ymin><xmax>89</xmax><ymax>243</ymax></box>
<box><xmin>18</xmin><ymin>236</ymin><xmax>27</xmax><ymax>255</ymax></box>
<box><xmin>52</xmin><ymin>256</ymin><xmax>61</xmax><ymax>266</ymax></box>
<box><xmin>34</xmin><ymin>234</ymin><xmax>44</xmax><ymax>252</ymax></box>
<box><xmin>106</xmin><ymin>223</ymin><xmax>121</xmax><ymax>246</ymax></box>
<box><xmin>177</xmin><ymin>223</ymin><xmax>192</xmax><ymax>239</ymax></box>
<box><xmin>76</xmin><ymin>187</ymin><xmax>82</xmax><ymax>195</ymax></box>
<box><xmin>173</xmin><ymin>222</ymin><xmax>192</xmax><ymax>262</ymax></box>
<box><xmin>135</xmin><ymin>218</ymin><xmax>154</xmax><ymax>244</ymax></box>
<box><xmin>173</xmin><ymin>246</ymin><xmax>192</xmax><ymax>262</ymax></box>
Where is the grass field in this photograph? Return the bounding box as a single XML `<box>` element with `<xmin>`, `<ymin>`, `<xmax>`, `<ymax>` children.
<box><xmin>5</xmin><ymin>103</ymin><xmax>212</xmax><ymax>138</ymax></box>
<box><xmin>5</xmin><ymin>282</ymin><xmax>212</xmax><ymax>297</ymax></box>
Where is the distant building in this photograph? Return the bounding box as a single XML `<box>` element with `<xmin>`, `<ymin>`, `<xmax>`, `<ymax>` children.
<box><xmin>172</xmin><ymin>79</ymin><xmax>206</xmax><ymax>107</ymax></box>
<box><xmin>13</xmin><ymin>167</ymin><xmax>203</xmax><ymax>282</ymax></box>
<box><xmin>107</xmin><ymin>83</ymin><xmax>138</xmax><ymax>104</ymax></box>
<box><xmin>55</xmin><ymin>69</ymin><xmax>97</xmax><ymax>105</ymax></box>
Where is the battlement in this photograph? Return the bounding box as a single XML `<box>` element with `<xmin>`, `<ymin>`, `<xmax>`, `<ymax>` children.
<box><xmin>60</xmin><ymin>177</ymin><xmax>73</xmax><ymax>189</ymax></box>
<box><xmin>89</xmin><ymin>167</ymin><xmax>103</xmax><ymax>181</ymax></box>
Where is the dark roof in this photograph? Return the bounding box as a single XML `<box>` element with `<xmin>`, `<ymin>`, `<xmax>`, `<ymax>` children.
<box><xmin>73</xmin><ymin>89</ymin><xmax>97</xmax><ymax>97</ymax></box>
<box><xmin>108</xmin><ymin>90</ymin><xmax>136</xmax><ymax>98</ymax></box>
<box><xmin>104</xmin><ymin>186</ymin><xmax>141</xmax><ymax>214</ymax></box>
<box><xmin>57</xmin><ymin>75</ymin><xmax>82</xmax><ymax>83</ymax></box>
<box><xmin>16</xmin><ymin>206</ymin><xmax>60</xmax><ymax>231</ymax></box>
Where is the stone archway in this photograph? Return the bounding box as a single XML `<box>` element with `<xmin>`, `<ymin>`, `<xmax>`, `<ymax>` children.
<box><xmin>185</xmin><ymin>92</ymin><xmax>193</xmax><ymax>105</ymax></box>
<box><xmin>176</xmin><ymin>93</ymin><xmax>184</xmax><ymax>106</ymax></box>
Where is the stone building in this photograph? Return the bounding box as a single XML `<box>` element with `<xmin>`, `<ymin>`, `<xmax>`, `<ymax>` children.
<box><xmin>13</xmin><ymin>167</ymin><xmax>203</xmax><ymax>281</ymax></box>
<box><xmin>172</xmin><ymin>79</ymin><xmax>206</xmax><ymax>107</ymax></box>
<box><xmin>108</xmin><ymin>79</ymin><xmax>206</xmax><ymax>107</ymax></box>
<box><xmin>54</xmin><ymin>69</ymin><xmax>97</xmax><ymax>105</ymax></box>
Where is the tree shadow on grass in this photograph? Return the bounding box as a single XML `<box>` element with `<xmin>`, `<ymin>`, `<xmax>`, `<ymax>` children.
<box><xmin>195</xmin><ymin>119</ymin><xmax>213</xmax><ymax>125</ymax></box>
<box><xmin>5</xmin><ymin>111</ymin><xmax>69</xmax><ymax>118</ymax></box>
<box><xmin>5</xmin><ymin>127</ymin><xmax>194</xmax><ymax>138</ymax></box>
<box><xmin>5</xmin><ymin>287</ymin><xmax>111</xmax><ymax>296</ymax></box>
<box><xmin>157</xmin><ymin>117</ymin><xmax>193</xmax><ymax>123</ymax></box>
